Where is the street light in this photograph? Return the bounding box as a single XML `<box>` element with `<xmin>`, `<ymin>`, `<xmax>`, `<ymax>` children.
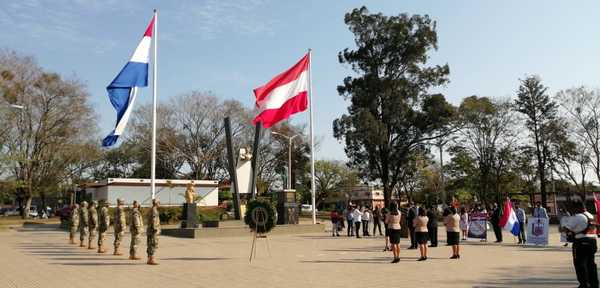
<box><xmin>271</xmin><ymin>131</ymin><xmax>300</xmax><ymax>189</ymax></box>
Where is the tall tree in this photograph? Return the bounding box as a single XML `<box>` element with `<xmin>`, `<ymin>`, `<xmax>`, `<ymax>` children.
<box><xmin>127</xmin><ymin>104</ymin><xmax>185</xmax><ymax>179</ymax></box>
<box><xmin>513</xmin><ymin>146</ymin><xmax>538</xmax><ymax>205</ymax></box>
<box><xmin>334</xmin><ymin>7</ymin><xmax>455</xmax><ymax>206</ymax></box>
<box><xmin>556</xmin><ymin>87</ymin><xmax>600</xmax><ymax>185</ymax></box>
<box><xmin>0</xmin><ymin>50</ymin><xmax>96</xmax><ymax>218</ymax></box>
<box><xmin>452</xmin><ymin>96</ymin><xmax>516</xmax><ymax>204</ymax></box>
<box><xmin>514</xmin><ymin>76</ymin><xmax>557</xmax><ymax>208</ymax></box>
<box><xmin>548</xmin><ymin>119</ymin><xmax>590</xmax><ymax>201</ymax></box>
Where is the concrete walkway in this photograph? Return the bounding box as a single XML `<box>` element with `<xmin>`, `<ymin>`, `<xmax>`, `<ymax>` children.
<box><xmin>0</xmin><ymin>225</ymin><xmax>583</xmax><ymax>288</ymax></box>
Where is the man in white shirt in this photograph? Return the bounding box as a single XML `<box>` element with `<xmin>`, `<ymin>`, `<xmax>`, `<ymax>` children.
<box><xmin>532</xmin><ymin>202</ymin><xmax>548</xmax><ymax>219</ymax></box>
<box><xmin>564</xmin><ymin>202</ymin><xmax>598</xmax><ymax>288</ymax></box>
<box><xmin>352</xmin><ymin>206</ymin><xmax>363</xmax><ymax>239</ymax></box>
<box><xmin>362</xmin><ymin>207</ymin><xmax>371</xmax><ymax>237</ymax></box>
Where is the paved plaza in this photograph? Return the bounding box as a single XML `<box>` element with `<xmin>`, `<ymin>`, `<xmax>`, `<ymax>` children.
<box><xmin>0</xmin><ymin>225</ymin><xmax>583</xmax><ymax>288</ymax></box>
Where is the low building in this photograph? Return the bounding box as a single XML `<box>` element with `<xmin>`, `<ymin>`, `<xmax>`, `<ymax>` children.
<box><xmin>82</xmin><ymin>178</ymin><xmax>219</xmax><ymax>207</ymax></box>
<box><xmin>346</xmin><ymin>185</ymin><xmax>385</xmax><ymax>209</ymax></box>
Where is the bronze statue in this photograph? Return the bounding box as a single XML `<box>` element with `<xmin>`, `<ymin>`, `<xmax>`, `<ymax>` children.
<box><xmin>184</xmin><ymin>182</ymin><xmax>196</xmax><ymax>203</ymax></box>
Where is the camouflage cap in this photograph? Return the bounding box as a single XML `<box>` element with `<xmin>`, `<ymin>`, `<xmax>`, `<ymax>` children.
<box><xmin>91</xmin><ymin>200</ymin><xmax>98</xmax><ymax>206</ymax></box>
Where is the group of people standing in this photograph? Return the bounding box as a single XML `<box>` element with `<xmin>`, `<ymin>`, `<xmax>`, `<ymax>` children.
<box><xmin>402</xmin><ymin>203</ymin><xmax>462</xmax><ymax>262</ymax></box>
<box><xmin>329</xmin><ymin>202</ymin><xmax>463</xmax><ymax>263</ymax></box>
<box><xmin>329</xmin><ymin>205</ymin><xmax>386</xmax><ymax>238</ymax></box>
<box><xmin>69</xmin><ymin>198</ymin><xmax>161</xmax><ymax>265</ymax></box>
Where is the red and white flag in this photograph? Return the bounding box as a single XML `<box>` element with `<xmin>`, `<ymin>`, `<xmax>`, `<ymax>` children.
<box><xmin>252</xmin><ymin>53</ymin><xmax>310</xmax><ymax>128</ymax></box>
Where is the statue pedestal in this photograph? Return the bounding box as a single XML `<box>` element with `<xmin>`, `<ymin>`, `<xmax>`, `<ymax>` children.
<box><xmin>276</xmin><ymin>189</ymin><xmax>298</xmax><ymax>225</ymax></box>
<box><xmin>181</xmin><ymin>203</ymin><xmax>198</xmax><ymax>228</ymax></box>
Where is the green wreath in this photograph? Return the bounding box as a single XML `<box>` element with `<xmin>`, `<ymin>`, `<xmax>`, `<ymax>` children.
<box><xmin>244</xmin><ymin>199</ymin><xmax>276</xmax><ymax>233</ymax></box>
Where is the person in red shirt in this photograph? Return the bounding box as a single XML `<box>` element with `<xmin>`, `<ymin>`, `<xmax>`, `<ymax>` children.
<box><xmin>331</xmin><ymin>210</ymin><xmax>340</xmax><ymax>237</ymax></box>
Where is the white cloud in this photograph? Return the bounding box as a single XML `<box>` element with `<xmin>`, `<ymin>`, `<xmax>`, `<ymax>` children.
<box><xmin>169</xmin><ymin>0</ymin><xmax>276</xmax><ymax>40</ymax></box>
<box><xmin>0</xmin><ymin>0</ymin><xmax>276</xmax><ymax>52</ymax></box>
<box><xmin>0</xmin><ymin>0</ymin><xmax>135</xmax><ymax>54</ymax></box>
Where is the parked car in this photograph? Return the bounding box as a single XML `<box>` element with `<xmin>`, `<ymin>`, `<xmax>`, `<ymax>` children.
<box><xmin>4</xmin><ymin>208</ymin><xmax>20</xmax><ymax>216</ymax></box>
<box><xmin>28</xmin><ymin>206</ymin><xmax>38</xmax><ymax>218</ymax></box>
<box><xmin>301</xmin><ymin>204</ymin><xmax>317</xmax><ymax>213</ymax></box>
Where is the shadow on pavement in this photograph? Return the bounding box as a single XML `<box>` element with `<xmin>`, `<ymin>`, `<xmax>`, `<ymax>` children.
<box><xmin>301</xmin><ymin>256</ymin><xmax>446</xmax><ymax>264</ymax></box>
<box><xmin>25</xmin><ymin>252</ymin><xmax>92</xmax><ymax>256</ymax></box>
<box><xmin>161</xmin><ymin>257</ymin><xmax>230</xmax><ymax>261</ymax></box>
<box><xmin>51</xmin><ymin>262</ymin><xmax>140</xmax><ymax>266</ymax></box>
<box><xmin>48</xmin><ymin>257</ymin><xmax>127</xmax><ymax>261</ymax></box>
<box><xmin>324</xmin><ymin>247</ymin><xmax>386</xmax><ymax>253</ymax></box>
<box><xmin>470</xmin><ymin>265</ymin><xmax>577</xmax><ymax>288</ymax></box>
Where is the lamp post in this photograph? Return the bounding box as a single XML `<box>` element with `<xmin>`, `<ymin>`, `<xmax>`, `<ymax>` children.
<box><xmin>271</xmin><ymin>131</ymin><xmax>300</xmax><ymax>189</ymax></box>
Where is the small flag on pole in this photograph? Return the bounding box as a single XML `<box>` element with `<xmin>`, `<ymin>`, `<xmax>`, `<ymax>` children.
<box><xmin>252</xmin><ymin>53</ymin><xmax>310</xmax><ymax>128</ymax></box>
<box><xmin>102</xmin><ymin>16</ymin><xmax>155</xmax><ymax>147</ymax></box>
<box><xmin>499</xmin><ymin>197</ymin><xmax>520</xmax><ymax>236</ymax></box>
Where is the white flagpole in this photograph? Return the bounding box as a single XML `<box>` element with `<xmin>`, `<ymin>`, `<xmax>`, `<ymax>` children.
<box><xmin>150</xmin><ymin>9</ymin><xmax>158</xmax><ymax>200</ymax></box>
<box><xmin>308</xmin><ymin>49</ymin><xmax>316</xmax><ymax>224</ymax></box>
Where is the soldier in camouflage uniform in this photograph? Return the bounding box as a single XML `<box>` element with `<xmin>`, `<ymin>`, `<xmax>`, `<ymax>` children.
<box><xmin>79</xmin><ymin>201</ymin><xmax>89</xmax><ymax>247</ymax></box>
<box><xmin>113</xmin><ymin>198</ymin><xmax>127</xmax><ymax>256</ymax></box>
<box><xmin>88</xmin><ymin>201</ymin><xmax>98</xmax><ymax>250</ymax></box>
<box><xmin>97</xmin><ymin>201</ymin><xmax>111</xmax><ymax>253</ymax></box>
<box><xmin>146</xmin><ymin>199</ymin><xmax>161</xmax><ymax>265</ymax></box>
<box><xmin>129</xmin><ymin>200</ymin><xmax>144</xmax><ymax>260</ymax></box>
<box><xmin>69</xmin><ymin>203</ymin><xmax>80</xmax><ymax>244</ymax></box>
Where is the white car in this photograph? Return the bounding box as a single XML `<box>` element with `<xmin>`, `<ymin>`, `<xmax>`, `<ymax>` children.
<box><xmin>301</xmin><ymin>204</ymin><xmax>317</xmax><ymax>213</ymax></box>
<box><xmin>28</xmin><ymin>206</ymin><xmax>38</xmax><ymax>218</ymax></box>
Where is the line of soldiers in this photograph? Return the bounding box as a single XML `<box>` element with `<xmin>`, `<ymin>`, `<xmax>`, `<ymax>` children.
<box><xmin>68</xmin><ymin>198</ymin><xmax>161</xmax><ymax>265</ymax></box>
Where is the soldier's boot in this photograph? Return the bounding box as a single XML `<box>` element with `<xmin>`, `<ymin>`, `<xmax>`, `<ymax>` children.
<box><xmin>129</xmin><ymin>253</ymin><xmax>141</xmax><ymax>260</ymax></box>
<box><xmin>97</xmin><ymin>245</ymin><xmax>106</xmax><ymax>253</ymax></box>
<box><xmin>147</xmin><ymin>256</ymin><xmax>159</xmax><ymax>265</ymax></box>
<box><xmin>79</xmin><ymin>241</ymin><xmax>86</xmax><ymax>248</ymax></box>
<box><xmin>88</xmin><ymin>239</ymin><xmax>95</xmax><ymax>250</ymax></box>
<box><xmin>113</xmin><ymin>248</ymin><xmax>123</xmax><ymax>256</ymax></box>
<box><xmin>69</xmin><ymin>236</ymin><xmax>75</xmax><ymax>244</ymax></box>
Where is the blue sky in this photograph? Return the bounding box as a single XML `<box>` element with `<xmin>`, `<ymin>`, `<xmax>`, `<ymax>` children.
<box><xmin>2</xmin><ymin>0</ymin><xmax>600</xmax><ymax>160</ymax></box>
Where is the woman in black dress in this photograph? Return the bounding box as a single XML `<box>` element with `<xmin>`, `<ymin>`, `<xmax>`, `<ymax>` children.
<box><xmin>385</xmin><ymin>202</ymin><xmax>402</xmax><ymax>263</ymax></box>
<box><xmin>414</xmin><ymin>207</ymin><xmax>429</xmax><ymax>261</ymax></box>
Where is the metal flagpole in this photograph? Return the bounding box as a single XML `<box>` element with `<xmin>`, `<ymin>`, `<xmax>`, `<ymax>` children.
<box><xmin>308</xmin><ymin>49</ymin><xmax>316</xmax><ymax>224</ymax></box>
<box><xmin>150</xmin><ymin>9</ymin><xmax>158</xmax><ymax>200</ymax></box>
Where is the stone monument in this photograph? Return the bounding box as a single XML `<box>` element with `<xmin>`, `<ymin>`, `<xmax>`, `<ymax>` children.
<box><xmin>181</xmin><ymin>182</ymin><xmax>198</xmax><ymax>228</ymax></box>
<box><xmin>276</xmin><ymin>189</ymin><xmax>299</xmax><ymax>225</ymax></box>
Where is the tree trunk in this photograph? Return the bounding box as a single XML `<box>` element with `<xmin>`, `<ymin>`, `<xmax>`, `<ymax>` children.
<box><xmin>539</xmin><ymin>165</ymin><xmax>547</xmax><ymax>208</ymax></box>
<box><xmin>383</xmin><ymin>184</ymin><xmax>391</xmax><ymax>209</ymax></box>
<box><xmin>528</xmin><ymin>183</ymin><xmax>535</xmax><ymax>207</ymax></box>
<box><xmin>23</xmin><ymin>196</ymin><xmax>32</xmax><ymax>219</ymax></box>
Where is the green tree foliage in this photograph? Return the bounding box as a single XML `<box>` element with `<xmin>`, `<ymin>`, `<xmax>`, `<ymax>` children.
<box><xmin>514</xmin><ymin>76</ymin><xmax>558</xmax><ymax>208</ymax></box>
<box><xmin>297</xmin><ymin>160</ymin><xmax>360</xmax><ymax>207</ymax></box>
<box><xmin>451</xmin><ymin>96</ymin><xmax>516</xmax><ymax>204</ymax></box>
<box><xmin>334</xmin><ymin>7</ymin><xmax>455</xmax><ymax>206</ymax></box>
